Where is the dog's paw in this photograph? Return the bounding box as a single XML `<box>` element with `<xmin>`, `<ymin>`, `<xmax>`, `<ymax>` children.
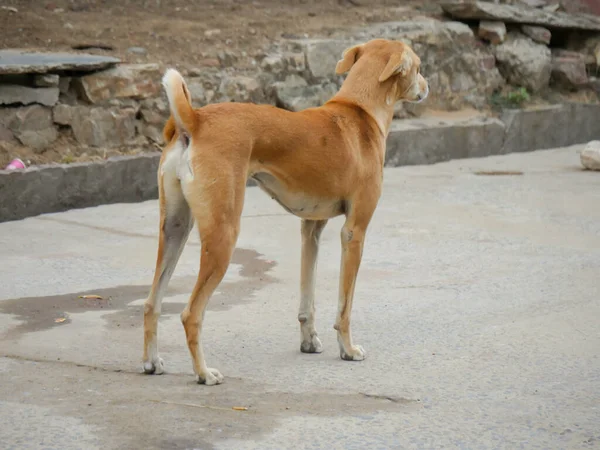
<box><xmin>300</xmin><ymin>335</ymin><xmax>323</xmax><ymax>354</ymax></box>
<box><xmin>143</xmin><ymin>357</ymin><xmax>165</xmax><ymax>375</ymax></box>
<box><xmin>340</xmin><ymin>345</ymin><xmax>366</xmax><ymax>361</ymax></box>
<box><xmin>196</xmin><ymin>368</ymin><xmax>224</xmax><ymax>386</ymax></box>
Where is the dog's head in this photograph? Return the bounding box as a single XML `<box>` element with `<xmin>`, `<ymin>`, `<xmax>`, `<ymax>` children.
<box><xmin>335</xmin><ymin>39</ymin><xmax>428</xmax><ymax>104</ymax></box>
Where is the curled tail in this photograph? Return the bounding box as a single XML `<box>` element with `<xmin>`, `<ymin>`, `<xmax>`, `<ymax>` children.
<box><xmin>162</xmin><ymin>68</ymin><xmax>197</xmax><ymax>138</ymax></box>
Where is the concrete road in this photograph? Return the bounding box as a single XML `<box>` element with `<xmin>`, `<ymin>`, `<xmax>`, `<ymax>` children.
<box><xmin>1</xmin><ymin>146</ymin><xmax>599</xmax><ymax>450</ymax></box>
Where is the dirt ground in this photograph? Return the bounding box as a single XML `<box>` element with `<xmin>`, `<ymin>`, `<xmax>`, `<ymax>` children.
<box><xmin>0</xmin><ymin>0</ymin><xmax>440</xmax><ymax>68</ymax></box>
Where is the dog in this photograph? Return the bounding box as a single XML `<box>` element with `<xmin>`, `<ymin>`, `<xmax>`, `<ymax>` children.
<box><xmin>142</xmin><ymin>38</ymin><xmax>428</xmax><ymax>385</ymax></box>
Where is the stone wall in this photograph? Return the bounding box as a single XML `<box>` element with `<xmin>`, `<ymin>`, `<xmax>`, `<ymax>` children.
<box><xmin>1</xmin><ymin>3</ymin><xmax>600</xmax><ymax>167</ymax></box>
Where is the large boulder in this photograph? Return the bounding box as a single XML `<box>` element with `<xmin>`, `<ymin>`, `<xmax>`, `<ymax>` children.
<box><xmin>218</xmin><ymin>75</ymin><xmax>265</xmax><ymax>103</ymax></box>
<box><xmin>494</xmin><ymin>33</ymin><xmax>551</xmax><ymax>92</ymax></box>
<box><xmin>9</xmin><ymin>105</ymin><xmax>57</xmax><ymax>152</ymax></box>
<box><xmin>550</xmin><ymin>50</ymin><xmax>588</xmax><ymax>90</ymax></box>
<box><xmin>302</xmin><ymin>39</ymin><xmax>352</xmax><ymax>80</ymax></box>
<box><xmin>478</xmin><ymin>21</ymin><xmax>507</xmax><ymax>44</ymax></box>
<box><xmin>274</xmin><ymin>75</ymin><xmax>337</xmax><ymax>111</ymax></box>
<box><xmin>521</xmin><ymin>25</ymin><xmax>551</xmax><ymax>45</ymax></box>
<box><xmin>53</xmin><ymin>104</ymin><xmax>136</xmax><ymax>147</ymax></box>
<box><xmin>73</xmin><ymin>64</ymin><xmax>160</xmax><ymax>104</ymax></box>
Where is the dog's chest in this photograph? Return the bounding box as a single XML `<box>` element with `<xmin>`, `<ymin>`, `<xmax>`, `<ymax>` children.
<box><xmin>251</xmin><ymin>172</ymin><xmax>343</xmax><ymax>220</ymax></box>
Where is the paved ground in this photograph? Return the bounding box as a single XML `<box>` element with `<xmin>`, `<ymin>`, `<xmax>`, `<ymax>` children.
<box><xmin>1</xmin><ymin>146</ymin><xmax>599</xmax><ymax>450</ymax></box>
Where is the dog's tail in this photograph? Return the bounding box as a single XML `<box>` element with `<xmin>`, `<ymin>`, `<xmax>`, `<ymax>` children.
<box><xmin>162</xmin><ymin>68</ymin><xmax>197</xmax><ymax>136</ymax></box>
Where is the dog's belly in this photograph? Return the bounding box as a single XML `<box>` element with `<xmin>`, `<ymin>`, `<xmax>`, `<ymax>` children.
<box><xmin>251</xmin><ymin>172</ymin><xmax>344</xmax><ymax>220</ymax></box>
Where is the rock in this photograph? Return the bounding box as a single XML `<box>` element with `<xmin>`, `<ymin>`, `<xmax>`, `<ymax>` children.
<box><xmin>560</xmin><ymin>0</ymin><xmax>600</xmax><ymax>15</ymax></box>
<box><xmin>217</xmin><ymin>51</ymin><xmax>237</xmax><ymax>68</ymax></box>
<box><xmin>73</xmin><ymin>64</ymin><xmax>160</xmax><ymax>104</ymax></box>
<box><xmin>521</xmin><ymin>25</ymin><xmax>552</xmax><ymax>44</ymax></box>
<box><xmin>33</xmin><ymin>74</ymin><xmax>60</xmax><ymax>87</ymax></box>
<box><xmin>53</xmin><ymin>104</ymin><xmax>72</xmax><ymax>125</ymax></box>
<box><xmin>0</xmin><ymin>85</ymin><xmax>59</xmax><ymax>106</ymax></box>
<box><xmin>494</xmin><ymin>33</ymin><xmax>551</xmax><ymax>92</ymax></box>
<box><xmin>9</xmin><ymin>105</ymin><xmax>58</xmax><ymax>152</ymax></box>
<box><xmin>551</xmin><ymin>50</ymin><xmax>588</xmax><ymax>89</ymax></box>
<box><xmin>260</xmin><ymin>52</ymin><xmax>306</xmax><ymax>77</ymax></box>
<box><xmin>303</xmin><ymin>39</ymin><xmax>353</xmax><ymax>80</ymax></box>
<box><xmin>0</xmin><ymin>50</ymin><xmax>119</xmax><ymax>75</ymax></box>
<box><xmin>589</xmin><ymin>76</ymin><xmax>600</xmax><ymax>94</ymax></box>
<box><xmin>52</xmin><ymin>104</ymin><xmax>137</xmax><ymax>147</ymax></box>
<box><xmin>219</xmin><ymin>75</ymin><xmax>264</xmax><ymax>103</ymax></box>
<box><xmin>140</xmin><ymin>97</ymin><xmax>168</xmax><ymax>114</ymax></box>
<box><xmin>137</xmin><ymin>122</ymin><xmax>163</xmax><ymax>144</ymax></box>
<box><xmin>580</xmin><ymin>141</ymin><xmax>600</xmax><ymax>170</ymax></box>
<box><xmin>186</xmin><ymin>81</ymin><xmax>206</xmax><ymax>104</ymax></box>
<box><xmin>192</xmin><ymin>59</ymin><xmax>221</xmax><ymax>70</ymax></box>
<box><xmin>0</xmin><ymin>108</ymin><xmax>18</xmax><ymax>143</ymax></box>
<box><xmin>204</xmin><ymin>29</ymin><xmax>221</xmax><ymax>38</ymax></box>
<box><xmin>518</xmin><ymin>0</ymin><xmax>548</xmax><ymax>7</ymax></box>
<box><xmin>478</xmin><ymin>21</ymin><xmax>507</xmax><ymax>44</ymax></box>
<box><xmin>571</xmin><ymin>36</ymin><xmax>600</xmax><ymax>70</ymax></box>
<box><xmin>440</xmin><ymin>1</ymin><xmax>600</xmax><ymax>31</ymax></box>
<box><xmin>139</xmin><ymin>98</ymin><xmax>168</xmax><ymax>127</ymax></box>
<box><xmin>274</xmin><ymin>77</ymin><xmax>337</xmax><ymax>111</ymax></box>
<box><xmin>127</xmin><ymin>46</ymin><xmax>147</xmax><ymax>55</ymax></box>
<box><xmin>359</xmin><ymin>19</ymin><xmax>475</xmax><ymax>46</ymax></box>
<box><xmin>58</xmin><ymin>76</ymin><xmax>71</xmax><ymax>94</ymax></box>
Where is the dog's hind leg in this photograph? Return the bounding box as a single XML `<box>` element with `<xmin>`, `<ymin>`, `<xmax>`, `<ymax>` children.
<box><xmin>298</xmin><ymin>219</ymin><xmax>327</xmax><ymax>353</ymax></box>
<box><xmin>180</xmin><ymin>164</ymin><xmax>245</xmax><ymax>385</ymax></box>
<box><xmin>143</xmin><ymin>158</ymin><xmax>194</xmax><ymax>375</ymax></box>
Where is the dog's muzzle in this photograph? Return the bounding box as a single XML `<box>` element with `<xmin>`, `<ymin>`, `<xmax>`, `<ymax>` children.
<box><xmin>414</xmin><ymin>83</ymin><xmax>429</xmax><ymax>103</ymax></box>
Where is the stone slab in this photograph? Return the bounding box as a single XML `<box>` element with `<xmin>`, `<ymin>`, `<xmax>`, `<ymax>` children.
<box><xmin>0</xmin><ymin>154</ymin><xmax>160</xmax><ymax>222</ymax></box>
<box><xmin>500</xmin><ymin>103</ymin><xmax>600</xmax><ymax>153</ymax></box>
<box><xmin>441</xmin><ymin>1</ymin><xmax>600</xmax><ymax>31</ymax></box>
<box><xmin>386</xmin><ymin>115</ymin><xmax>506</xmax><ymax>166</ymax></box>
<box><xmin>0</xmin><ymin>50</ymin><xmax>120</xmax><ymax>75</ymax></box>
<box><xmin>0</xmin><ymin>85</ymin><xmax>59</xmax><ymax>106</ymax></box>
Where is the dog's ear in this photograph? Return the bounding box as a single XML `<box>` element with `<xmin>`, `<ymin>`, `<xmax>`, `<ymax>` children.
<box><xmin>335</xmin><ymin>44</ymin><xmax>363</xmax><ymax>75</ymax></box>
<box><xmin>378</xmin><ymin>51</ymin><xmax>413</xmax><ymax>82</ymax></box>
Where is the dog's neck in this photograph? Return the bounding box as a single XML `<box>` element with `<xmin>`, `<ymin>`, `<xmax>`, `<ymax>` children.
<box><xmin>333</xmin><ymin>72</ymin><xmax>395</xmax><ymax>137</ymax></box>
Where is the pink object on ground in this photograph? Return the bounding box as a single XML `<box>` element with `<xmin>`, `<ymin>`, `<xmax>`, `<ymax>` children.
<box><xmin>4</xmin><ymin>158</ymin><xmax>26</xmax><ymax>170</ymax></box>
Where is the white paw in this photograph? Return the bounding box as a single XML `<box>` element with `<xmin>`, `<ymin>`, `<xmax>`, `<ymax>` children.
<box><xmin>340</xmin><ymin>345</ymin><xmax>366</xmax><ymax>361</ymax></box>
<box><xmin>143</xmin><ymin>357</ymin><xmax>165</xmax><ymax>375</ymax></box>
<box><xmin>196</xmin><ymin>368</ymin><xmax>224</xmax><ymax>385</ymax></box>
<box><xmin>300</xmin><ymin>335</ymin><xmax>324</xmax><ymax>354</ymax></box>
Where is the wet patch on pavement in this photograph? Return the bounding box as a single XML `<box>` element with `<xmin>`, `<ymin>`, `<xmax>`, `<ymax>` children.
<box><xmin>0</xmin><ymin>248</ymin><xmax>276</xmax><ymax>339</ymax></box>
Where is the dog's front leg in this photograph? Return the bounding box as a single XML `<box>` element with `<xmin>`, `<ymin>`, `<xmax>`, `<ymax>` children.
<box><xmin>334</xmin><ymin>218</ymin><xmax>370</xmax><ymax>361</ymax></box>
<box><xmin>298</xmin><ymin>219</ymin><xmax>328</xmax><ymax>353</ymax></box>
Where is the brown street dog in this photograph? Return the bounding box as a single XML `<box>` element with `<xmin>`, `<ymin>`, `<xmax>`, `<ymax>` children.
<box><xmin>142</xmin><ymin>38</ymin><xmax>428</xmax><ymax>385</ymax></box>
